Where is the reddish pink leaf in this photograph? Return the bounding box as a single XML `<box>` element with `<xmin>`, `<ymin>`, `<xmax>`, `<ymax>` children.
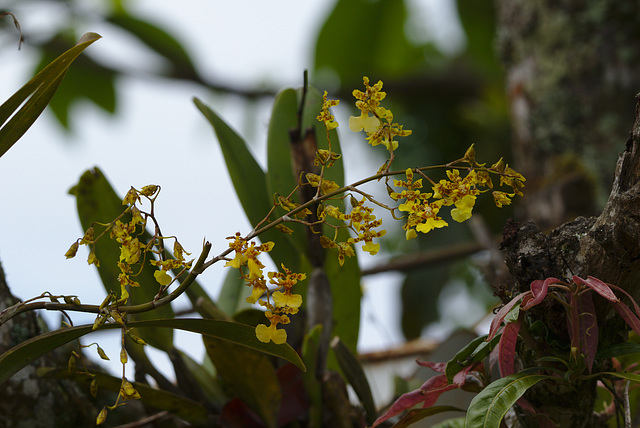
<box><xmin>573</xmin><ymin>275</ymin><xmax>618</xmax><ymax>302</ymax></box>
<box><xmin>567</xmin><ymin>292</ymin><xmax>598</xmax><ymax>373</ymax></box>
<box><xmin>498</xmin><ymin>319</ymin><xmax>521</xmax><ymax>377</ymax></box>
<box><xmin>608</xmin><ymin>282</ymin><xmax>640</xmax><ymax>317</ymax></box>
<box><xmin>371</xmin><ymin>374</ymin><xmax>456</xmax><ymax>427</ymax></box>
<box><xmin>488</xmin><ymin>292</ymin><xmax>529</xmax><ymax>340</ymax></box>
<box><xmin>416</xmin><ymin>360</ymin><xmax>446</xmax><ymax>373</ymax></box>
<box><xmin>521</xmin><ymin>277</ymin><xmax>563</xmax><ymax>310</ymax></box>
<box><xmin>613</xmin><ymin>301</ymin><xmax>640</xmax><ymax>336</ymax></box>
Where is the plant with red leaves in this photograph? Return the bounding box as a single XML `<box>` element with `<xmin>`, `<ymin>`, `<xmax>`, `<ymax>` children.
<box><xmin>373</xmin><ymin>275</ymin><xmax>640</xmax><ymax>427</ymax></box>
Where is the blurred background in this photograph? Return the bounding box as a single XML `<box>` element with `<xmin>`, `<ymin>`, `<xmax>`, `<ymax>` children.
<box><xmin>0</xmin><ymin>0</ymin><xmax>563</xmax><ymax>413</ymax></box>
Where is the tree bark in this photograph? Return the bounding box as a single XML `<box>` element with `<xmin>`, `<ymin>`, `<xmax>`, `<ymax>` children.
<box><xmin>496</xmin><ymin>0</ymin><xmax>640</xmax><ymax>229</ymax></box>
<box><xmin>496</xmin><ymin>1</ymin><xmax>640</xmax><ymax>425</ymax></box>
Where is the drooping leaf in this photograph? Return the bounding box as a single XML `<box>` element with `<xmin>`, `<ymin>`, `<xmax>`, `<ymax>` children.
<box><xmin>607</xmin><ymin>282</ymin><xmax>640</xmax><ymax>316</ymax></box>
<box><xmin>0</xmin><ymin>318</ymin><xmax>304</xmax><ymax>385</ymax></box>
<box><xmin>613</xmin><ymin>300</ymin><xmax>640</xmax><ymax>337</ymax></box>
<box><xmin>39</xmin><ymin>367</ymin><xmax>211</xmax><ymax>425</ymax></box>
<box><xmin>0</xmin><ymin>32</ymin><xmax>101</xmax><ymax>156</ymax></box>
<box><xmin>330</xmin><ymin>337</ymin><xmax>376</xmax><ymax>425</ymax></box>
<box><xmin>465</xmin><ymin>373</ymin><xmax>550</xmax><ymax>428</ymax></box>
<box><xmin>69</xmin><ymin>167</ymin><xmax>174</xmax><ymax>351</ymax></box>
<box><xmin>372</xmin><ymin>374</ymin><xmax>457</xmax><ymax>427</ymax></box>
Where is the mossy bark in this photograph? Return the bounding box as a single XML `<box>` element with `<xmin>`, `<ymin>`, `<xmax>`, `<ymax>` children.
<box><xmin>496</xmin><ymin>1</ymin><xmax>640</xmax><ymax>425</ymax></box>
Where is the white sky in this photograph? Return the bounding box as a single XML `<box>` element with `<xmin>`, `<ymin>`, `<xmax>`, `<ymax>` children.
<box><xmin>0</xmin><ymin>0</ymin><xmax>466</xmax><ymax>379</ymax></box>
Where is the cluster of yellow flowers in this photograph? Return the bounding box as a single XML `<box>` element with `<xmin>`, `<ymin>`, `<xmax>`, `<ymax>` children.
<box><xmin>348</xmin><ymin>76</ymin><xmax>411</xmax><ymax>152</ymax></box>
<box><xmin>319</xmin><ymin>198</ymin><xmax>386</xmax><ymax>265</ymax></box>
<box><xmin>66</xmin><ymin>185</ymin><xmax>193</xmax><ymax>306</ymax></box>
<box><xmin>224</xmin><ymin>233</ymin><xmax>305</xmax><ymax>344</ymax></box>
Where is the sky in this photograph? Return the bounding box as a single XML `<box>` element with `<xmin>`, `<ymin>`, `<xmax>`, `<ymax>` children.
<box><xmin>0</xmin><ymin>0</ymin><xmax>468</xmax><ymax>381</ymax></box>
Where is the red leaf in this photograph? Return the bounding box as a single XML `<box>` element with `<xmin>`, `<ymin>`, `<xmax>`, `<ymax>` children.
<box><xmin>573</xmin><ymin>275</ymin><xmax>618</xmax><ymax>302</ymax></box>
<box><xmin>521</xmin><ymin>277</ymin><xmax>563</xmax><ymax>310</ymax></box>
<box><xmin>488</xmin><ymin>292</ymin><xmax>529</xmax><ymax>340</ymax></box>
<box><xmin>498</xmin><ymin>319</ymin><xmax>521</xmax><ymax>377</ymax></box>
<box><xmin>371</xmin><ymin>375</ymin><xmax>456</xmax><ymax>427</ymax></box>
<box><xmin>416</xmin><ymin>360</ymin><xmax>447</xmax><ymax>373</ymax></box>
<box><xmin>613</xmin><ymin>301</ymin><xmax>640</xmax><ymax>336</ymax></box>
<box><xmin>567</xmin><ymin>292</ymin><xmax>598</xmax><ymax>373</ymax></box>
<box><xmin>608</xmin><ymin>282</ymin><xmax>640</xmax><ymax>317</ymax></box>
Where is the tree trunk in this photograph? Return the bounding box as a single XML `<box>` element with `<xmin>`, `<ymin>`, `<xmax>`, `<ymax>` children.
<box><xmin>496</xmin><ymin>1</ymin><xmax>640</xmax><ymax>425</ymax></box>
<box><xmin>497</xmin><ymin>0</ymin><xmax>640</xmax><ymax>229</ymax></box>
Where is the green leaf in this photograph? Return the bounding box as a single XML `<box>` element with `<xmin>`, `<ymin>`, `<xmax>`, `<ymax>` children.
<box><xmin>69</xmin><ymin>167</ymin><xmax>174</xmax><ymax>351</ymax></box>
<box><xmin>431</xmin><ymin>416</ymin><xmax>467</xmax><ymax>428</ymax></box>
<box><xmin>445</xmin><ymin>334</ymin><xmax>494</xmax><ymax>383</ymax></box>
<box><xmin>0</xmin><ymin>318</ymin><xmax>305</xmax><ymax>385</ymax></box>
<box><xmin>602</xmin><ymin>371</ymin><xmax>640</xmax><ymax>384</ymax></box>
<box><xmin>176</xmin><ymin>350</ymin><xmax>228</xmax><ymax>408</ymax></box>
<box><xmin>314</xmin><ymin>0</ymin><xmax>428</xmax><ymax>84</ymax></box>
<box><xmin>194</xmin><ymin>97</ymin><xmax>301</xmax><ymax>270</ymax></box>
<box><xmin>266</xmin><ymin>87</ymin><xmax>308</xmax><ymax>255</ymax></box>
<box><xmin>34</xmin><ymin>37</ymin><xmax>116</xmax><ymax>129</ymax></box>
<box><xmin>596</xmin><ymin>342</ymin><xmax>640</xmax><ymax>359</ymax></box>
<box><xmin>217</xmin><ymin>266</ymin><xmax>252</xmax><ymax>316</ymax></box>
<box><xmin>0</xmin><ymin>32</ymin><xmax>101</xmax><ymax>157</ymax></box>
<box><xmin>203</xmin><ymin>335</ymin><xmax>280</xmax><ymax>428</ymax></box>
<box><xmin>465</xmin><ymin>373</ymin><xmax>550</xmax><ymax>428</ymax></box>
<box><xmin>107</xmin><ymin>13</ymin><xmax>198</xmax><ymax>78</ymax></box>
<box><xmin>393</xmin><ymin>406</ymin><xmax>465</xmax><ymax>428</ymax></box>
<box><xmin>39</xmin><ymin>367</ymin><xmax>211</xmax><ymax>425</ymax></box>
<box><xmin>301</xmin><ymin>325</ymin><xmax>324</xmax><ymax>428</ymax></box>
<box><xmin>302</xmin><ymin>86</ymin><xmax>361</xmax><ymax>352</ymax></box>
<box><xmin>330</xmin><ymin>337</ymin><xmax>376</xmax><ymax>425</ymax></box>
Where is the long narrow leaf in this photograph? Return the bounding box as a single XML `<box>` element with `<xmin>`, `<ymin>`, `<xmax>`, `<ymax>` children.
<box><xmin>39</xmin><ymin>367</ymin><xmax>211</xmax><ymax>424</ymax></box>
<box><xmin>498</xmin><ymin>319</ymin><xmax>520</xmax><ymax>377</ymax></box>
<box><xmin>194</xmin><ymin>98</ymin><xmax>301</xmax><ymax>270</ymax></box>
<box><xmin>330</xmin><ymin>337</ymin><xmax>376</xmax><ymax>425</ymax></box>
<box><xmin>488</xmin><ymin>294</ymin><xmax>527</xmax><ymax>340</ymax></box>
<box><xmin>372</xmin><ymin>374</ymin><xmax>457</xmax><ymax>427</ymax></box>
<box><xmin>0</xmin><ymin>318</ymin><xmax>305</xmax><ymax>385</ymax></box>
<box><xmin>613</xmin><ymin>300</ymin><xmax>640</xmax><ymax>336</ymax></box>
<box><xmin>465</xmin><ymin>373</ymin><xmax>550</xmax><ymax>428</ymax></box>
<box><xmin>0</xmin><ymin>32</ymin><xmax>101</xmax><ymax>157</ymax></box>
